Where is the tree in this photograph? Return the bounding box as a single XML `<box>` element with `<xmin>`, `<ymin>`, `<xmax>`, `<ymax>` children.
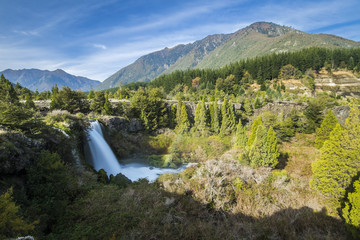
<box><xmin>247</xmin><ymin>116</ymin><xmax>263</xmax><ymax>147</ymax></box>
<box><xmin>219</xmin><ymin>97</ymin><xmax>236</xmax><ymax>136</ymax></box>
<box><xmin>266</xmin><ymin>126</ymin><xmax>280</xmax><ymax>167</ymax></box>
<box><xmin>314</xmin><ymin>109</ymin><xmax>338</xmax><ymax>149</ymax></box>
<box><xmin>0</xmin><ymin>188</ymin><xmax>36</xmax><ymax>239</ymax></box>
<box><xmin>24</xmin><ymin>94</ymin><xmax>36</xmax><ymax>110</ymax></box>
<box><xmin>310</xmin><ymin>106</ymin><xmax>360</xmax><ymax>201</ymax></box>
<box><xmin>90</xmin><ymin>91</ymin><xmax>106</xmax><ymax>114</ymax></box>
<box><xmin>194</xmin><ymin>101</ymin><xmax>208</xmax><ymax>135</ymax></box>
<box><xmin>234</xmin><ymin>120</ymin><xmax>247</xmax><ymax>149</ymax></box>
<box><xmin>342</xmin><ymin>179</ymin><xmax>360</xmax><ymax>239</ymax></box>
<box><xmin>27</xmin><ymin>150</ymin><xmax>76</xmax><ymax>234</ymax></box>
<box><xmin>88</xmin><ymin>87</ymin><xmax>95</xmax><ymax>99</ymax></box>
<box><xmin>104</xmin><ymin>92</ymin><xmax>113</xmax><ymax>115</ymax></box>
<box><xmin>209</xmin><ymin>100</ymin><xmax>220</xmax><ymax>134</ymax></box>
<box><xmin>176</xmin><ymin>102</ymin><xmax>190</xmax><ymax>134</ymax></box>
<box><xmin>248</xmin><ymin>125</ymin><xmax>269</xmax><ymax>167</ymax></box>
<box><xmin>51</xmin><ymin>87</ymin><xmax>89</xmax><ymax>113</ymax></box>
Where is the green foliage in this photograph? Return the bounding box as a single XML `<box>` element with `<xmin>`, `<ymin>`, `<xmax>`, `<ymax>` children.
<box><xmin>311</xmin><ymin>106</ymin><xmax>360</xmax><ymax>200</ymax></box>
<box><xmin>248</xmin><ymin>125</ymin><xmax>279</xmax><ymax>168</ymax></box>
<box><xmin>234</xmin><ymin>120</ymin><xmax>247</xmax><ymax>149</ymax></box>
<box><xmin>219</xmin><ymin>97</ymin><xmax>236</xmax><ymax>136</ymax></box>
<box><xmin>26</xmin><ymin>150</ymin><xmax>77</xmax><ymax>234</ymax></box>
<box><xmin>266</xmin><ymin>126</ymin><xmax>280</xmax><ymax>167</ymax></box>
<box><xmin>209</xmin><ymin>100</ymin><xmax>220</xmax><ymax>134</ymax></box>
<box><xmin>24</xmin><ymin>94</ymin><xmax>36</xmax><ymax>110</ymax></box>
<box><xmin>0</xmin><ymin>188</ymin><xmax>36</xmax><ymax>239</ymax></box>
<box><xmin>110</xmin><ymin>173</ymin><xmax>131</xmax><ymax>188</ymax></box>
<box><xmin>194</xmin><ymin>101</ymin><xmax>209</xmax><ymax>135</ymax></box>
<box><xmin>342</xmin><ymin>179</ymin><xmax>360</xmax><ymax>238</ymax></box>
<box><xmin>247</xmin><ymin>116</ymin><xmax>263</xmax><ymax>147</ymax></box>
<box><xmin>314</xmin><ymin>109</ymin><xmax>338</xmax><ymax>149</ymax></box>
<box><xmin>90</xmin><ymin>91</ymin><xmax>106</xmax><ymax>114</ymax></box>
<box><xmin>50</xmin><ymin>86</ymin><xmax>89</xmax><ymax>113</ymax></box>
<box><xmin>130</xmin><ymin>87</ymin><xmax>168</xmax><ymax>131</ymax></box>
<box><xmin>88</xmin><ymin>87</ymin><xmax>95</xmax><ymax>99</ymax></box>
<box><xmin>104</xmin><ymin>92</ymin><xmax>113</xmax><ymax>115</ymax></box>
<box><xmin>176</xmin><ymin>102</ymin><xmax>190</xmax><ymax>134</ymax></box>
<box><xmin>278</xmin><ymin>64</ymin><xmax>302</xmax><ymax>79</ymax></box>
<box><xmin>303</xmin><ymin>98</ymin><xmax>325</xmax><ymax>133</ymax></box>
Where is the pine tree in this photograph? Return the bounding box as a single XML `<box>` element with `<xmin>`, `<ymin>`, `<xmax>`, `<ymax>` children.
<box><xmin>90</xmin><ymin>91</ymin><xmax>106</xmax><ymax>114</ymax></box>
<box><xmin>342</xmin><ymin>179</ymin><xmax>360</xmax><ymax>239</ymax></box>
<box><xmin>310</xmin><ymin>107</ymin><xmax>360</xmax><ymax>200</ymax></box>
<box><xmin>104</xmin><ymin>92</ymin><xmax>113</xmax><ymax>115</ymax></box>
<box><xmin>194</xmin><ymin>101</ymin><xmax>208</xmax><ymax>135</ymax></box>
<box><xmin>24</xmin><ymin>94</ymin><xmax>36</xmax><ymax>109</ymax></box>
<box><xmin>235</xmin><ymin>120</ymin><xmax>247</xmax><ymax>149</ymax></box>
<box><xmin>88</xmin><ymin>87</ymin><xmax>95</xmax><ymax>99</ymax></box>
<box><xmin>176</xmin><ymin>100</ymin><xmax>183</xmax><ymax>127</ymax></box>
<box><xmin>314</xmin><ymin>109</ymin><xmax>338</xmax><ymax>149</ymax></box>
<box><xmin>247</xmin><ymin>116</ymin><xmax>263</xmax><ymax>147</ymax></box>
<box><xmin>248</xmin><ymin>125</ymin><xmax>270</xmax><ymax>167</ymax></box>
<box><xmin>176</xmin><ymin>102</ymin><xmax>190</xmax><ymax>134</ymax></box>
<box><xmin>220</xmin><ymin>97</ymin><xmax>236</xmax><ymax>136</ymax></box>
<box><xmin>266</xmin><ymin>126</ymin><xmax>280</xmax><ymax>168</ymax></box>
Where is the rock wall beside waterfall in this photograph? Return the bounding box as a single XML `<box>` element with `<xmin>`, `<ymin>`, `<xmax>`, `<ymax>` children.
<box><xmin>98</xmin><ymin>116</ymin><xmax>143</xmax><ymax>133</ymax></box>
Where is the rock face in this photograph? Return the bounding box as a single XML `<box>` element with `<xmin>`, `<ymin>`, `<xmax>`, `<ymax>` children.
<box><xmin>332</xmin><ymin>105</ymin><xmax>360</xmax><ymax>125</ymax></box>
<box><xmin>0</xmin><ymin>128</ymin><xmax>44</xmax><ymax>174</ymax></box>
<box><xmin>253</xmin><ymin>101</ymin><xmax>307</xmax><ymax>119</ymax></box>
<box><xmin>98</xmin><ymin>116</ymin><xmax>143</xmax><ymax>133</ymax></box>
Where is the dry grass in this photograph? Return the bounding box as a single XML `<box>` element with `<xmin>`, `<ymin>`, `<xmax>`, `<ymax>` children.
<box><xmin>280</xmin><ymin>133</ymin><xmax>319</xmax><ymax>181</ymax></box>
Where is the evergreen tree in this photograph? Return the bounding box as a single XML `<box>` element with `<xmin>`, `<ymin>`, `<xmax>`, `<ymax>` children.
<box><xmin>266</xmin><ymin>126</ymin><xmax>280</xmax><ymax>168</ymax></box>
<box><xmin>209</xmin><ymin>100</ymin><xmax>220</xmax><ymax>134</ymax></box>
<box><xmin>235</xmin><ymin>120</ymin><xmax>247</xmax><ymax>149</ymax></box>
<box><xmin>88</xmin><ymin>87</ymin><xmax>95</xmax><ymax>99</ymax></box>
<box><xmin>176</xmin><ymin>102</ymin><xmax>190</xmax><ymax>134</ymax></box>
<box><xmin>90</xmin><ymin>91</ymin><xmax>106</xmax><ymax>114</ymax></box>
<box><xmin>342</xmin><ymin>179</ymin><xmax>360</xmax><ymax>239</ymax></box>
<box><xmin>194</xmin><ymin>101</ymin><xmax>208</xmax><ymax>135</ymax></box>
<box><xmin>0</xmin><ymin>188</ymin><xmax>36</xmax><ymax>239</ymax></box>
<box><xmin>104</xmin><ymin>92</ymin><xmax>113</xmax><ymax>115</ymax></box>
<box><xmin>219</xmin><ymin>97</ymin><xmax>236</xmax><ymax>136</ymax></box>
<box><xmin>176</xmin><ymin>100</ymin><xmax>183</xmax><ymax>127</ymax></box>
<box><xmin>248</xmin><ymin>125</ymin><xmax>270</xmax><ymax>167</ymax></box>
<box><xmin>314</xmin><ymin>109</ymin><xmax>338</xmax><ymax>149</ymax></box>
<box><xmin>24</xmin><ymin>94</ymin><xmax>36</xmax><ymax>109</ymax></box>
<box><xmin>247</xmin><ymin>116</ymin><xmax>263</xmax><ymax>147</ymax></box>
<box><xmin>310</xmin><ymin>106</ymin><xmax>360</xmax><ymax>200</ymax></box>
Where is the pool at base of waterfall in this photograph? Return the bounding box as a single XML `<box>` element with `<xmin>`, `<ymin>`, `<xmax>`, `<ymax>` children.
<box><xmin>85</xmin><ymin>120</ymin><xmax>195</xmax><ymax>182</ymax></box>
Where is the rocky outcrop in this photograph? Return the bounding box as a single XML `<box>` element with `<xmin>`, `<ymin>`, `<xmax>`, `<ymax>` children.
<box><xmin>332</xmin><ymin>105</ymin><xmax>360</xmax><ymax>125</ymax></box>
<box><xmin>0</xmin><ymin>128</ymin><xmax>44</xmax><ymax>174</ymax></box>
<box><xmin>98</xmin><ymin>116</ymin><xmax>143</xmax><ymax>133</ymax></box>
<box><xmin>253</xmin><ymin>101</ymin><xmax>307</xmax><ymax>119</ymax></box>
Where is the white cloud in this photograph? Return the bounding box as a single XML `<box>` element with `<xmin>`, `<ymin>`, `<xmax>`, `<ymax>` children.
<box><xmin>93</xmin><ymin>44</ymin><xmax>107</xmax><ymax>50</ymax></box>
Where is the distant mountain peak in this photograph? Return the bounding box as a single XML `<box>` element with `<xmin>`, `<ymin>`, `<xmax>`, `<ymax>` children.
<box><xmin>96</xmin><ymin>21</ymin><xmax>360</xmax><ymax>90</ymax></box>
<box><xmin>0</xmin><ymin>68</ymin><xmax>100</xmax><ymax>92</ymax></box>
<box><xmin>243</xmin><ymin>21</ymin><xmax>297</xmax><ymax>37</ymax></box>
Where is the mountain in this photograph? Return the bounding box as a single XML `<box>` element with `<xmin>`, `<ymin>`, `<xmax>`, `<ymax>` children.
<box><xmin>96</xmin><ymin>33</ymin><xmax>230</xmax><ymax>90</ymax></box>
<box><xmin>96</xmin><ymin>22</ymin><xmax>360</xmax><ymax>90</ymax></box>
<box><xmin>0</xmin><ymin>68</ymin><xmax>100</xmax><ymax>92</ymax></box>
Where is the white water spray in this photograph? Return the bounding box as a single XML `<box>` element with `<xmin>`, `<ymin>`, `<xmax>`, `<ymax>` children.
<box><xmin>86</xmin><ymin>120</ymin><xmax>196</xmax><ymax>181</ymax></box>
<box><xmin>86</xmin><ymin>121</ymin><xmax>122</xmax><ymax>176</ymax></box>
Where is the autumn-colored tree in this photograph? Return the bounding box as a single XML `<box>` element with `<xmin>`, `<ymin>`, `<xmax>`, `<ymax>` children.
<box><xmin>192</xmin><ymin>77</ymin><xmax>201</xmax><ymax>90</ymax></box>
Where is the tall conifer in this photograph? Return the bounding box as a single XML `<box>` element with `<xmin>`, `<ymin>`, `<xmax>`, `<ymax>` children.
<box><xmin>314</xmin><ymin>109</ymin><xmax>338</xmax><ymax>149</ymax></box>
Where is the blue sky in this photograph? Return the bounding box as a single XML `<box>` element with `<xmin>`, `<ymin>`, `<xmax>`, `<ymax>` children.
<box><xmin>1</xmin><ymin>0</ymin><xmax>359</xmax><ymax>81</ymax></box>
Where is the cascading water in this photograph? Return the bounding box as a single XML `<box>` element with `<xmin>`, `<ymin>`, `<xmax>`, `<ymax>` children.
<box><xmin>85</xmin><ymin>120</ymin><xmax>196</xmax><ymax>181</ymax></box>
<box><xmin>86</xmin><ymin>120</ymin><xmax>122</xmax><ymax>176</ymax></box>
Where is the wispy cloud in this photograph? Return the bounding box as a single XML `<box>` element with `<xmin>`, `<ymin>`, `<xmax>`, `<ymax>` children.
<box><xmin>93</xmin><ymin>44</ymin><xmax>107</xmax><ymax>50</ymax></box>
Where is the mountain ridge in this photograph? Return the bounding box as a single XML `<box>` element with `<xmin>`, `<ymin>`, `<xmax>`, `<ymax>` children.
<box><xmin>0</xmin><ymin>68</ymin><xmax>100</xmax><ymax>92</ymax></box>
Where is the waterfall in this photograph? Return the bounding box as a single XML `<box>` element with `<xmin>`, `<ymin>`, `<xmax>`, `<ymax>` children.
<box><xmin>85</xmin><ymin>120</ymin><xmax>196</xmax><ymax>181</ymax></box>
<box><xmin>86</xmin><ymin>120</ymin><xmax>121</xmax><ymax>176</ymax></box>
